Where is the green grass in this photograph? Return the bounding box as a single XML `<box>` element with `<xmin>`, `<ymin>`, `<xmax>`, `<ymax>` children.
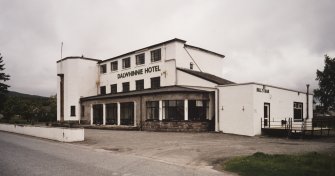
<box><xmin>221</xmin><ymin>152</ymin><xmax>335</xmax><ymax>176</ymax></box>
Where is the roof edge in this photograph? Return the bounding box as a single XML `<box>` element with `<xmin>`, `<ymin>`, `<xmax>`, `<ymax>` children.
<box><xmin>176</xmin><ymin>67</ymin><xmax>234</xmax><ymax>85</ymax></box>
<box><xmin>217</xmin><ymin>82</ymin><xmax>313</xmax><ymax>95</ymax></box>
<box><xmin>184</xmin><ymin>44</ymin><xmax>225</xmax><ymax>58</ymax></box>
<box><xmin>56</xmin><ymin>56</ymin><xmax>101</xmax><ymax>63</ymax></box>
<box><xmin>99</xmin><ymin>38</ymin><xmax>186</xmax><ymax>64</ymax></box>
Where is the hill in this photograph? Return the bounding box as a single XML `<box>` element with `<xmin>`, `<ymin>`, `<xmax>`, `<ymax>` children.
<box><xmin>7</xmin><ymin>91</ymin><xmax>48</xmax><ymax>99</ymax></box>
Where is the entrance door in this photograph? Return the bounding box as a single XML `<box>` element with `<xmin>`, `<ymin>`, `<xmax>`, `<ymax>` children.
<box><xmin>264</xmin><ymin>103</ymin><xmax>270</xmax><ymax>127</ymax></box>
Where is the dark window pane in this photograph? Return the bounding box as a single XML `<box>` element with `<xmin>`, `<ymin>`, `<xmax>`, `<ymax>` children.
<box><xmin>106</xmin><ymin>103</ymin><xmax>117</xmax><ymax>125</ymax></box>
<box><xmin>100</xmin><ymin>64</ymin><xmax>107</xmax><ymax>73</ymax></box>
<box><xmin>151</xmin><ymin>49</ymin><xmax>161</xmax><ymax>62</ymax></box>
<box><xmin>123</xmin><ymin>82</ymin><xmax>130</xmax><ymax>92</ymax></box>
<box><xmin>151</xmin><ymin>77</ymin><xmax>160</xmax><ymax>89</ymax></box>
<box><xmin>122</xmin><ymin>57</ymin><xmax>131</xmax><ymax>69</ymax></box>
<box><xmin>136</xmin><ymin>53</ymin><xmax>145</xmax><ymax>65</ymax></box>
<box><xmin>146</xmin><ymin>101</ymin><xmax>159</xmax><ymax>120</ymax></box>
<box><xmin>70</xmin><ymin>106</ymin><xmax>76</xmax><ymax>116</ymax></box>
<box><xmin>136</xmin><ymin>79</ymin><xmax>144</xmax><ymax>90</ymax></box>
<box><xmin>120</xmin><ymin>102</ymin><xmax>134</xmax><ymax>125</ymax></box>
<box><xmin>100</xmin><ymin>86</ymin><xmax>106</xmax><ymax>95</ymax></box>
<box><xmin>188</xmin><ymin>100</ymin><xmax>208</xmax><ymax>121</ymax></box>
<box><xmin>93</xmin><ymin>104</ymin><xmax>103</xmax><ymax>125</ymax></box>
<box><xmin>163</xmin><ymin>100</ymin><xmax>184</xmax><ymax>121</ymax></box>
<box><xmin>110</xmin><ymin>84</ymin><xmax>117</xmax><ymax>94</ymax></box>
<box><xmin>293</xmin><ymin>102</ymin><xmax>303</xmax><ymax>121</ymax></box>
<box><xmin>111</xmin><ymin>61</ymin><xmax>118</xmax><ymax>71</ymax></box>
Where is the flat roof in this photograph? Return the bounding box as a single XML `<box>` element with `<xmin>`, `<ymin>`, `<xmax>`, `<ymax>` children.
<box><xmin>99</xmin><ymin>38</ymin><xmax>225</xmax><ymax>64</ymax></box>
<box><xmin>99</xmin><ymin>38</ymin><xmax>186</xmax><ymax>64</ymax></box>
<box><xmin>80</xmin><ymin>85</ymin><xmax>210</xmax><ymax>102</ymax></box>
<box><xmin>56</xmin><ymin>56</ymin><xmax>101</xmax><ymax>63</ymax></box>
<box><xmin>217</xmin><ymin>82</ymin><xmax>313</xmax><ymax>95</ymax></box>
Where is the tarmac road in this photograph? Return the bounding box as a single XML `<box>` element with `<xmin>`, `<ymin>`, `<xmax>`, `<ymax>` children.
<box><xmin>0</xmin><ymin>131</ymin><xmax>225</xmax><ymax>176</ymax></box>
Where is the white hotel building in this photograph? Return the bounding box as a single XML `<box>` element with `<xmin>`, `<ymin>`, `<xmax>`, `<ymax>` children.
<box><xmin>57</xmin><ymin>38</ymin><xmax>313</xmax><ymax>136</ymax></box>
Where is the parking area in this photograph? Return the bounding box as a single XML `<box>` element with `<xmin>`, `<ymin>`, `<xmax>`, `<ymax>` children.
<box><xmin>75</xmin><ymin>129</ymin><xmax>335</xmax><ymax>167</ymax></box>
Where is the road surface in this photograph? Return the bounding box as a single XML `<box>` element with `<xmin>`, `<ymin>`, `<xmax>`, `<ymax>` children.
<box><xmin>0</xmin><ymin>131</ymin><xmax>225</xmax><ymax>176</ymax></box>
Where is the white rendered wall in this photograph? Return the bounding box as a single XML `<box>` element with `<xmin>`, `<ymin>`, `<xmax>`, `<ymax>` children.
<box><xmin>252</xmin><ymin>84</ymin><xmax>313</xmax><ymax>135</ymax></box>
<box><xmin>0</xmin><ymin>124</ymin><xmax>84</xmax><ymax>142</ymax></box>
<box><xmin>174</xmin><ymin>42</ymin><xmax>224</xmax><ymax>78</ymax></box>
<box><xmin>99</xmin><ymin>43</ymin><xmax>178</xmax><ymax>93</ymax></box>
<box><xmin>57</xmin><ymin>58</ymin><xmax>99</xmax><ymax>121</ymax></box>
<box><xmin>176</xmin><ymin>70</ymin><xmax>217</xmax><ymax>88</ymax></box>
<box><xmin>219</xmin><ymin>84</ymin><xmax>255</xmax><ymax>136</ymax></box>
<box><xmin>218</xmin><ymin>83</ymin><xmax>314</xmax><ymax>136</ymax></box>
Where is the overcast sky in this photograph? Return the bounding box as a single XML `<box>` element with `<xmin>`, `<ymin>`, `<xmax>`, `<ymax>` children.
<box><xmin>1</xmin><ymin>0</ymin><xmax>334</xmax><ymax>96</ymax></box>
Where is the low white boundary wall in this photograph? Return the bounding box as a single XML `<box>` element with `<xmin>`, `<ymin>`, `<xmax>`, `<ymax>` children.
<box><xmin>0</xmin><ymin>124</ymin><xmax>84</xmax><ymax>142</ymax></box>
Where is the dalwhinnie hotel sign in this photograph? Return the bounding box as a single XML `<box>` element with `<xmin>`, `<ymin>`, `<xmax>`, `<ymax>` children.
<box><xmin>117</xmin><ymin>65</ymin><xmax>161</xmax><ymax>79</ymax></box>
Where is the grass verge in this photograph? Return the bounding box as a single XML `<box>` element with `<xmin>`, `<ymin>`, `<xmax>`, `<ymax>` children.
<box><xmin>219</xmin><ymin>152</ymin><xmax>335</xmax><ymax>176</ymax></box>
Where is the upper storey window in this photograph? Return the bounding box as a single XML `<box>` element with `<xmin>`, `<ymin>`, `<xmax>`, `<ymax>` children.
<box><xmin>136</xmin><ymin>53</ymin><xmax>145</xmax><ymax>65</ymax></box>
<box><xmin>151</xmin><ymin>49</ymin><xmax>161</xmax><ymax>62</ymax></box>
<box><xmin>111</xmin><ymin>61</ymin><xmax>118</xmax><ymax>71</ymax></box>
<box><xmin>122</xmin><ymin>57</ymin><xmax>131</xmax><ymax>69</ymax></box>
<box><xmin>100</xmin><ymin>64</ymin><xmax>107</xmax><ymax>73</ymax></box>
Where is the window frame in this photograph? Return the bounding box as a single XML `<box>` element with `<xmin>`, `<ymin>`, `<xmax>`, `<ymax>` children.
<box><xmin>122</xmin><ymin>57</ymin><xmax>131</xmax><ymax>69</ymax></box>
<box><xmin>136</xmin><ymin>79</ymin><xmax>144</xmax><ymax>91</ymax></box>
<box><xmin>162</xmin><ymin>100</ymin><xmax>184</xmax><ymax>121</ymax></box>
<box><xmin>122</xmin><ymin>82</ymin><xmax>130</xmax><ymax>92</ymax></box>
<box><xmin>100</xmin><ymin>86</ymin><xmax>106</xmax><ymax>95</ymax></box>
<box><xmin>135</xmin><ymin>53</ymin><xmax>145</xmax><ymax>65</ymax></box>
<box><xmin>150</xmin><ymin>49</ymin><xmax>161</xmax><ymax>62</ymax></box>
<box><xmin>70</xmin><ymin>106</ymin><xmax>76</xmax><ymax>117</ymax></box>
<box><xmin>100</xmin><ymin>64</ymin><xmax>107</xmax><ymax>74</ymax></box>
<box><xmin>110</xmin><ymin>84</ymin><xmax>117</xmax><ymax>94</ymax></box>
<box><xmin>146</xmin><ymin>101</ymin><xmax>159</xmax><ymax>120</ymax></box>
<box><xmin>111</xmin><ymin>61</ymin><xmax>118</xmax><ymax>71</ymax></box>
<box><xmin>150</xmin><ymin>77</ymin><xmax>160</xmax><ymax>89</ymax></box>
<box><xmin>293</xmin><ymin>102</ymin><xmax>303</xmax><ymax>122</ymax></box>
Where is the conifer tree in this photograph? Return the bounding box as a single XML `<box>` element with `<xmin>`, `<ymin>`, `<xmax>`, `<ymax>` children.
<box><xmin>0</xmin><ymin>53</ymin><xmax>10</xmax><ymax>112</ymax></box>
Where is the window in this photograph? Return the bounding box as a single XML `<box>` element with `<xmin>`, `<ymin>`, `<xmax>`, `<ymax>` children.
<box><xmin>122</xmin><ymin>57</ymin><xmax>130</xmax><ymax>69</ymax></box>
<box><xmin>111</xmin><ymin>61</ymin><xmax>118</xmax><ymax>71</ymax></box>
<box><xmin>188</xmin><ymin>100</ymin><xmax>208</xmax><ymax>121</ymax></box>
<box><xmin>100</xmin><ymin>64</ymin><xmax>107</xmax><ymax>73</ymax></box>
<box><xmin>294</xmin><ymin>102</ymin><xmax>303</xmax><ymax>121</ymax></box>
<box><xmin>70</xmin><ymin>106</ymin><xmax>76</xmax><ymax>116</ymax></box>
<box><xmin>81</xmin><ymin>105</ymin><xmax>85</xmax><ymax>117</ymax></box>
<box><xmin>100</xmin><ymin>86</ymin><xmax>106</xmax><ymax>95</ymax></box>
<box><xmin>146</xmin><ymin>101</ymin><xmax>159</xmax><ymax>120</ymax></box>
<box><xmin>136</xmin><ymin>79</ymin><xmax>144</xmax><ymax>90</ymax></box>
<box><xmin>136</xmin><ymin>53</ymin><xmax>145</xmax><ymax>65</ymax></box>
<box><xmin>151</xmin><ymin>77</ymin><xmax>160</xmax><ymax>89</ymax></box>
<box><xmin>93</xmin><ymin>104</ymin><xmax>103</xmax><ymax>124</ymax></box>
<box><xmin>110</xmin><ymin>84</ymin><xmax>117</xmax><ymax>94</ymax></box>
<box><xmin>106</xmin><ymin>103</ymin><xmax>117</xmax><ymax>125</ymax></box>
<box><xmin>120</xmin><ymin>102</ymin><xmax>134</xmax><ymax>125</ymax></box>
<box><xmin>151</xmin><ymin>49</ymin><xmax>161</xmax><ymax>62</ymax></box>
<box><xmin>122</xmin><ymin>82</ymin><xmax>130</xmax><ymax>92</ymax></box>
<box><xmin>162</xmin><ymin>100</ymin><xmax>184</xmax><ymax>121</ymax></box>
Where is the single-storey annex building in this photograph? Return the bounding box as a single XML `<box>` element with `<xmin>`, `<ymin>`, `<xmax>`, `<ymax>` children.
<box><xmin>57</xmin><ymin>38</ymin><xmax>313</xmax><ymax>136</ymax></box>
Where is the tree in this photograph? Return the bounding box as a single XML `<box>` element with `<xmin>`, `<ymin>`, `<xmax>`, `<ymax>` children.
<box><xmin>314</xmin><ymin>55</ymin><xmax>335</xmax><ymax>112</ymax></box>
<box><xmin>0</xmin><ymin>53</ymin><xmax>10</xmax><ymax>112</ymax></box>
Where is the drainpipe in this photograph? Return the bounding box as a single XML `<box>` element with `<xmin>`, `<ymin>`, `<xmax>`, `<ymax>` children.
<box><xmin>306</xmin><ymin>84</ymin><xmax>309</xmax><ymax>120</ymax></box>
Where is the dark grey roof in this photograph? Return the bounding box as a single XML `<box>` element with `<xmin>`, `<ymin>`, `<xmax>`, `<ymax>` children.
<box><xmin>80</xmin><ymin>86</ymin><xmax>209</xmax><ymax>102</ymax></box>
<box><xmin>177</xmin><ymin>67</ymin><xmax>235</xmax><ymax>85</ymax></box>
<box><xmin>57</xmin><ymin>56</ymin><xmax>101</xmax><ymax>63</ymax></box>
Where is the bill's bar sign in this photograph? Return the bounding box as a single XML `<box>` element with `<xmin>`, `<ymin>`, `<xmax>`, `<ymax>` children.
<box><xmin>117</xmin><ymin>65</ymin><xmax>161</xmax><ymax>79</ymax></box>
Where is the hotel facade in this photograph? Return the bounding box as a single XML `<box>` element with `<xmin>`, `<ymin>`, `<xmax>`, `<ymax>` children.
<box><xmin>57</xmin><ymin>38</ymin><xmax>313</xmax><ymax>136</ymax></box>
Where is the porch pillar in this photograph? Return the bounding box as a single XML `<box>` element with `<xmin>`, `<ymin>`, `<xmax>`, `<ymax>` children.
<box><xmin>184</xmin><ymin>99</ymin><xmax>188</xmax><ymax>121</ymax></box>
<box><xmin>117</xmin><ymin>102</ymin><xmax>121</xmax><ymax>125</ymax></box>
<box><xmin>102</xmin><ymin>103</ymin><xmax>106</xmax><ymax>125</ymax></box>
<box><xmin>159</xmin><ymin>100</ymin><xmax>163</xmax><ymax>120</ymax></box>
<box><xmin>90</xmin><ymin>104</ymin><xmax>93</xmax><ymax>125</ymax></box>
<box><xmin>133</xmin><ymin>101</ymin><xmax>136</xmax><ymax>126</ymax></box>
